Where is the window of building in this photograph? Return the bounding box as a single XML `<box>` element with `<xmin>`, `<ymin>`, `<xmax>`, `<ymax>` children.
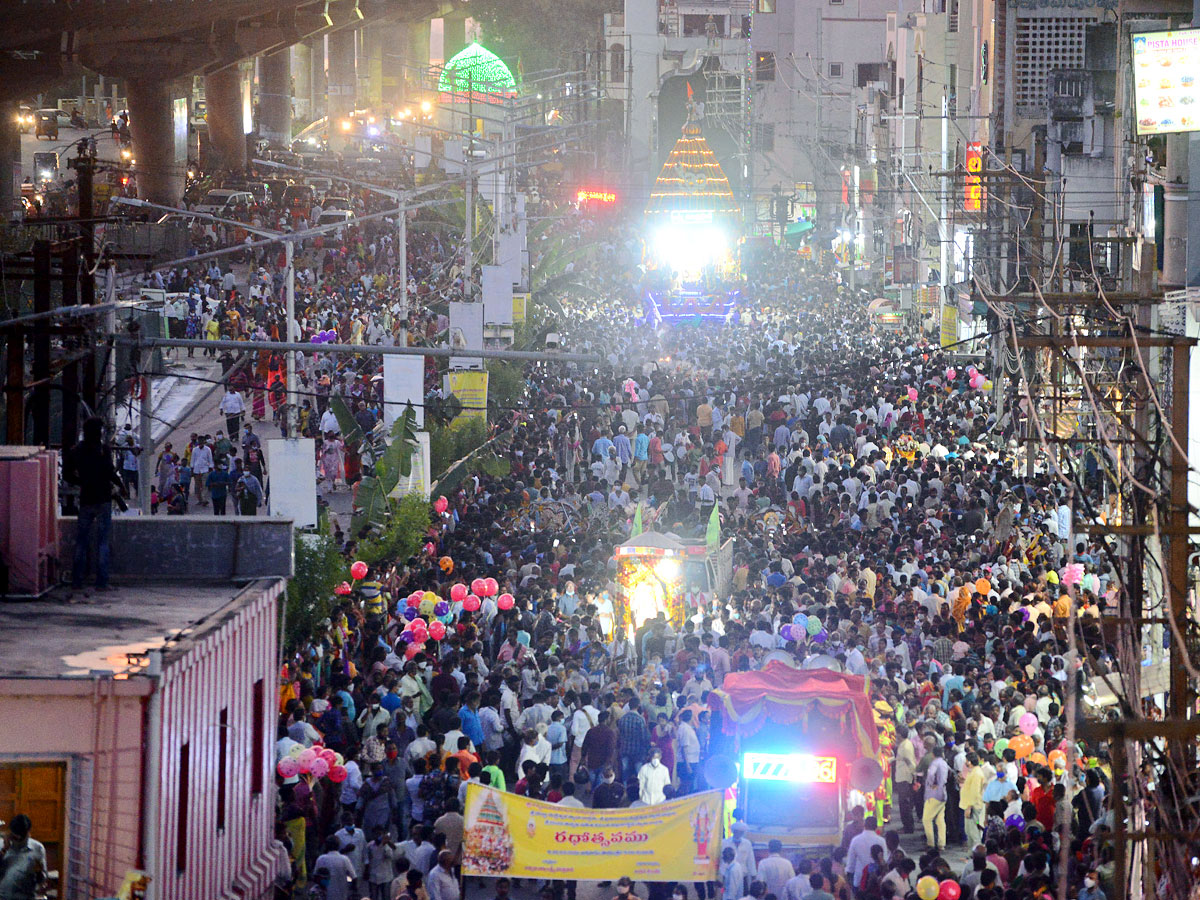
<box><xmin>756</xmin><ymin>123</ymin><xmax>776</xmax><ymax>152</ymax></box>
<box><xmin>756</xmin><ymin>51</ymin><xmax>776</xmax><ymax>81</ymax></box>
<box><xmin>757</xmin><ymin>0</ymin><xmax>776</xmax><ymax>11</ymax></box>
<box><xmin>948</xmin><ymin>0</ymin><xmax>959</xmax><ymax>33</ymax></box>
<box><xmin>177</xmin><ymin>743</ymin><xmax>190</xmax><ymax>873</ymax></box>
<box><xmin>1014</xmin><ymin>15</ymin><xmax>1094</xmax><ymax>116</ymax></box>
<box><xmin>829</xmin><ymin>62</ymin><xmax>844</xmax><ymax>79</ymax></box>
<box><xmin>216</xmin><ymin>707</ymin><xmax>228</xmax><ymax>832</ymax></box>
<box><xmin>251</xmin><ymin>679</ymin><xmax>265</xmax><ymax>795</ymax></box>
<box><xmin>610</xmin><ymin>44</ymin><xmax>625</xmax><ymax>84</ymax></box>
<box><xmin>831</xmin><ymin>0</ymin><xmax>845</xmax><ymax>6</ymax></box>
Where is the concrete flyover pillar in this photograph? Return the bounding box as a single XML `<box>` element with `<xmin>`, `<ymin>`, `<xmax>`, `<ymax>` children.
<box><xmin>206</xmin><ymin>66</ymin><xmax>247</xmax><ymax>172</ymax></box>
<box><xmin>126</xmin><ymin>78</ymin><xmax>182</xmax><ymax>206</ymax></box>
<box><xmin>292</xmin><ymin>43</ymin><xmax>313</xmax><ymax>121</ymax></box>
<box><xmin>258</xmin><ymin>49</ymin><xmax>292</xmax><ymax>147</ymax></box>
<box><xmin>326</xmin><ymin>27</ymin><xmax>357</xmax><ymax>153</ymax></box>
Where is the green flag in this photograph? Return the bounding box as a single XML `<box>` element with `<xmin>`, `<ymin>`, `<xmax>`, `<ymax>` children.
<box><xmin>706</xmin><ymin>502</ymin><xmax>720</xmax><ymax>552</ymax></box>
<box><xmin>631</xmin><ymin>502</ymin><xmax>643</xmax><ymax>537</ymax></box>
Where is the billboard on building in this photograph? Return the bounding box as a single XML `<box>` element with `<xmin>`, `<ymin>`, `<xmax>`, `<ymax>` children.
<box><xmin>1131</xmin><ymin>29</ymin><xmax>1200</xmax><ymax>136</ymax></box>
<box><xmin>965</xmin><ymin>142</ymin><xmax>984</xmax><ymax>211</ymax></box>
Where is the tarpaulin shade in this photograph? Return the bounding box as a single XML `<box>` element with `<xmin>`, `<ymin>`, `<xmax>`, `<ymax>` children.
<box><xmin>708</xmin><ymin>661</ymin><xmax>880</xmax><ymax>758</ymax></box>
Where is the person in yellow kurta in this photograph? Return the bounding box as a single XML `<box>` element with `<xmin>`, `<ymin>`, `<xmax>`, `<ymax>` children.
<box><xmin>959</xmin><ymin>754</ymin><xmax>987</xmax><ymax>847</ymax></box>
<box><xmin>951</xmin><ymin>586</ymin><xmax>971</xmax><ymax>632</ymax></box>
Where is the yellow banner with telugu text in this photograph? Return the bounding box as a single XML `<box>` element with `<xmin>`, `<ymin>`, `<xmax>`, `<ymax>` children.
<box><xmin>463</xmin><ymin>785</ymin><xmax>722</xmax><ymax>882</ymax></box>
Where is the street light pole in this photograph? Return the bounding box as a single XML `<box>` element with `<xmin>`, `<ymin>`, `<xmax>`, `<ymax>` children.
<box><xmin>285</xmin><ymin>239</ymin><xmax>297</xmax><ymax>438</ymax></box>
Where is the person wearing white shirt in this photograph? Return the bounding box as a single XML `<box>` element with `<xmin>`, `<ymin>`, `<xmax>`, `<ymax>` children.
<box><xmin>637</xmin><ymin>748</ymin><xmax>671</xmax><ymax>804</ymax></box>
<box><xmin>219</xmin><ymin>389</ymin><xmax>246</xmax><ymax>439</ymax></box>
<box><xmin>516</xmin><ymin>729</ymin><xmax>552</xmax><ymax>771</ymax></box>
<box><xmin>319</xmin><ymin>407</ymin><xmax>340</xmax><ymax>435</ymax></box>
<box><xmin>189</xmin><ymin>440</ymin><xmax>214</xmax><ymax>504</ymax></box>
<box><xmin>427</xmin><ymin>851</ymin><xmax>460</xmax><ymax>900</ymax></box>
<box><xmin>757</xmin><ymin>840</ymin><xmax>796</xmax><ymax>899</ymax></box>
<box><xmin>313</xmin><ymin>840</ymin><xmax>358</xmax><ymax>900</ymax></box>
<box><xmin>845</xmin><ymin>826</ymin><xmax>887</xmax><ymax>889</ymax></box>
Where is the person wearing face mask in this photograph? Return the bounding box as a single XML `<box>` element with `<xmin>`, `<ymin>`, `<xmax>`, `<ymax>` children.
<box><xmin>593</xmin><ymin>766</ymin><xmax>625</xmax><ymax>809</ymax></box>
<box><xmin>613</xmin><ymin>875</ymin><xmax>639</xmax><ymax>900</ymax></box>
<box><xmin>1078</xmin><ymin>869</ymin><xmax>1106</xmax><ymax>900</ymax></box>
<box><xmin>637</xmin><ymin>748</ymin><xmax>671</xmax><ymax>805</ymax></box>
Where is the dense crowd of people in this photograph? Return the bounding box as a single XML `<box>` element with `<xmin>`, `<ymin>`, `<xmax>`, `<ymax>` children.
<box><xmin>256</xmin><ymin>201</ymin><xmax>1144</xmax><ymax>900</ymax></box>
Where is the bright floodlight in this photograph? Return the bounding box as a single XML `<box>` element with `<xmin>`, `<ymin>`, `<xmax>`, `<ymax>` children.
<box><xmin>655</xmin><ymin>558</ymin><xmax>681</xmax><ymax>580</ymax></box>
<box><xmin>653</xmin><ymin>224</ymin><xmax>727</xmax><ymax>277</ymax></box>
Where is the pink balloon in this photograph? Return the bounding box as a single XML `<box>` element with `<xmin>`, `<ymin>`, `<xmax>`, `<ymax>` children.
<box><xmin>907</xmin><ymin>387</ymin><xmax>919</xmax><ymax>402</ymax></box>
<box><xmin>277</xmin><ymin>758</ymin><xmax>300</xmax><ymax>778</ymax></box>
<box><xmin>405</xmin><ymin>642</ymin><xmax>422</xmax><ymax>658</ymax></box>
<box><xmin>350</xmin><ymin>560</ymin><xmax>368</xmax><ymax>580</ymax></box>
<box><xmin>297</xmin><ymin>748</ymin><xmax>317</xmax><ymax>767</ymax></box>
<box><xmin>471</xmin><ymin>578</ymin><xmax>487</xmax><ymax>596</ymax></box>
<box><xmin>328</xmin><ymin>764</ymin><xmax>348</xmax><ymax>783</ymax></box>
<box><xmin>450</xmin><ymin>583</ymin><xmax>468</xmax><ymax>603</ymax></box>
<box><xmin>1019</xmin><ymin>712</ymin><xmax>1038</xmax><ymax>736</ymax></box>
<box><xmin>945</xmin><ymin>367</ymin><xmax>956</xmax><ymax>380</ymax></box>
<box><xmin>463</xmin><ymin>594</ymin><xmax>481</xmax><ymax>612</ymax></box>
<box><xmin>1060</xmin><ymin>563</ymin><xmax>1083</xmax><ymax>587</ymax></box>
<box><xmin>483</xmin><ymin>577</ymin><xmax>499</xmax><ymax>597</ymax></box>
<box><xmin>423</xmin><ymin>542</ymin><xmax>435</xmax><ymax>554</ymax></box>
<box><xmin>407</xmin><ymin>592</ymin><xmax>422</xmax><ymax>608</ymax></box>
<box><xmin>309</xmin><ymin>757</ymin><xmax>330</xmax><ymax>778</ymax></box>
<box><xmin>497</xmin><ymin>593</ymin><xmax>515</xmax><ymax>610</ymax></box>
<box><xmin>318</xmin><ymin>748</ymin><xmax>337</xmax><ymax>765</ymax></box>
<box><xmin>429</xmin><ymin>621</ymin><xmax>447</xmax><ymax>640</ymax></box>
<box><xmin>433</xmin><ymin>496</ymin><xmax>448</xmax><ymax>514</ymax></box>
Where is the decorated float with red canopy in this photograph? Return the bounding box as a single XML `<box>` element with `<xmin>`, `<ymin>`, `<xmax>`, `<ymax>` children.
<box><xmin>706</xmin><ymin>660</ymin><xmax>886</xmax><ymax>848</ymax></box>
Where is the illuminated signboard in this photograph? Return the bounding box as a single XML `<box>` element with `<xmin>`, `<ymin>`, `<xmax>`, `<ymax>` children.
<box><xmin>577</xmin><ymin>189</ymin><xmax>616</xmax><ymax>203</ymax></box>
<box><xmin>669</xmin><ymin>209</ymin><xmax>714</xmax><ymax>225</ymax></box>
<box><xmin>741</xmin><ymin>752</ymin><xmax>838</xmax><ymax>783</ymax></box>
<box><xmin>1131</xmin><ymin>29</ymin><xmax>1200</xmax><ymax>136</ymax></box>
<box><xmin>965</xmin><ymin>142</ymin><xmax>983</xmax><ymax>212</ymax></box>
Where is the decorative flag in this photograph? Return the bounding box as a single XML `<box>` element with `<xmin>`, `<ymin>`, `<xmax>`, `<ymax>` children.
<box><xmin>706</xmin><ymin>503</ymin><xmax>720</xmax><ymax>553</ymax></box>
<box><xmin>631</xmin><ymin>502</ymin><xmax>643</xmax><ymax>537</ymax></box>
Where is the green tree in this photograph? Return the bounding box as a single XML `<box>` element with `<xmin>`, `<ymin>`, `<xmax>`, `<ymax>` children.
<box><xmin>285</xmin><ymin>531</ymin><xmax>345</xmax><ymax>648</ymax></box>
<box><xmin>470</xmin><ymin>0</ymin><xmax>618</xmax><ymax>77</ymax></box>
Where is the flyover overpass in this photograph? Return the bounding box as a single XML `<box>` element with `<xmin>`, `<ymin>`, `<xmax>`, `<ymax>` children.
<box><xmin>1</xmin><ymin>0</ymin><xmax>462</xmax><ymax>204</ymax></box>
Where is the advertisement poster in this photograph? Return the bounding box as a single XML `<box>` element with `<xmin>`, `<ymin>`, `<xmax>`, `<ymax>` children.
<box><xmin>1131</xmin><ymin>30</ymin><xmax>1200</xmax><ymax>135</ymax></box>
<box><xmin>964</xmin><ymin>142</ymin><xmax>983</xmax><ymax>211</ymax></box>
<box><xmin>462</xmin><ymin>785</ymin><xmax>722</xmax><ymax>882</ymax></box>
<box><xmin>448</xmin><ymin>301</ymin><xmax>484</xmax><ymax>370</ymax></box>
<box><xmin>940</xmin><ymin>300</ymin><xmax>959</xmax><ymax>348</ymax></box>
<box><xmin>446</xmin><ymin>370</ymin><xmax>489</xmax><ymax>424</ymax></box>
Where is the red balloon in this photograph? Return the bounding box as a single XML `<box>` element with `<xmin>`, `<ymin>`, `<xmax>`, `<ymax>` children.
<box><xmin>497</xmin><ymin>593</ymin><xmax>515</xmax><ymax>610</ymax></box>
<box><xmin>938</xmin><ymin>880</ymin><xmax>962</xmax><ymax>900</ymax></box>
<box><xmin>406</xmin><ymin>592</ymin><xmax>422</xmax><ymax>608</ymax></box>
<box><xmin>483</xmin><ymin>577</ymin><xmax>499</xmax><ymax>597</ymax></box>
<box><xmin>450</xmin><ymin>583</ymin><xmax>468</xmax><ymax>603</ymax></box>
<box><xmin>433</xmin><ymin>495</ymin><xmax>448</xmax><ymax>514</ymax></box>
<box><xmin>404</xmin><ymin>643</ymin><xmax>421</xmax><ymax>658</ymax></box>
<box><xmin>463</xmin><ymin>594</ymin><xmax>481</xmax><ymax>612</ymax></box>
<box><xmin>429</xmin><ymin>621</ymin><xmax>447</xmax><ymax>640</ymax></box>
<box><xmin>471</xmin><ymin>578</ymin><xmax>487</xmax><ymax>596</ymax></box>
<box><xmin>334</xmin><ymin>581</ymin><xmax>352</xmax><ymax>596</ymax></box>
<box><xmin>328</xmin><ymin>764</ymin><xmax>348</xmax><ymax>783</ymax></box>
<box><xmin>350</xmin><ymin>560</ymin><xmax>368</xmax><ymax>580</ymax></box>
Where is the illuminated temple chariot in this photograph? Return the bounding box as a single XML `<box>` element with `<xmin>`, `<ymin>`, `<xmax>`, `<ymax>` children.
<box><xmin>641</xmin><ymin>102</ymin><xmax>744</xmax><ymax>323</ymax></box>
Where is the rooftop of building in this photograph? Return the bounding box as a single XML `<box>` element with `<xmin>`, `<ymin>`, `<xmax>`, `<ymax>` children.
<box><xmin>0</xmin><ymin>580</ymin><xmax>267</xmax><ymax>679</ymax></box>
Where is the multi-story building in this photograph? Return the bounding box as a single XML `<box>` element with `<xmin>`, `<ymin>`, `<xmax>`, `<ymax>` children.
<box><xmin>606</xmin><ymin>0</ymin><xmax>892</xmax><ymax>237</ymax></box>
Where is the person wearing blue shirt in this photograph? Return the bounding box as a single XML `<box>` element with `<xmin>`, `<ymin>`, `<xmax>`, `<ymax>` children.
<box><xmin>591</xmin><ymin>434</ymin><xmax>614</xmax><ymax>459</ymax></box>
<box><xmin>633</xmin><ymin>425</ymin><xmax>650</xmax><ymax>479</ymax></box>
<box><xmin>336</xmin><ymin>688</ymin><xmax>356</xmax><ymax>723</ymax></box>
<box><xmin>547</xmin><ymin>711</ymin><xmax>569</xmax><ymax>780</ymax></box>
<box><xmin>613</xmin><ymin>428</ymin><xmax>632</xmax><ymax>465</ymax></box>
<box><xmin>458</xmin><ymin>692</ymin><xmax>486</xmax><ymax>748</ymax></box>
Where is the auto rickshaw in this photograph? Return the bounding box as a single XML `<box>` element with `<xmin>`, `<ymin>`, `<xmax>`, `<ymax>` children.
<box><xmin>34</xmin><ymin>109</ymin><xmax>58</xmax><ymax>140</ymax></box>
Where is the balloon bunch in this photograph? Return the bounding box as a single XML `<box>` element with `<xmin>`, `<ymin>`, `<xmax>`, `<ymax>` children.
<box><xmin>277</xmin><ymin>744</ymin><xmax>349</xmax><ymax>783</ymax></box>
<box><xmin>966</xmin><ymin>366</ymin><xmax>993</xmax><ymax>391</ymax></box>
<box><xmin>309</xmin><ymin>329</ymin><xmax>339</xmax><ymax>344</ymax></box>
<box><xmin>915</xmin><ymin>876</ymin><xmax>960</xmax><ymax>900</ymax></box>
<box><xmin>433</xmin><ymin>496</ymin><xmax>449</xmax><ymax>514</ymax></box>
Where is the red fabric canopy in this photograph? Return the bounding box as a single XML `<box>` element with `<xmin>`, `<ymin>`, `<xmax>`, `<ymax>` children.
<box><xmin>708</xmin><ymin>661</ymin><xmax>880</xmax><ymax>757</ymax></box>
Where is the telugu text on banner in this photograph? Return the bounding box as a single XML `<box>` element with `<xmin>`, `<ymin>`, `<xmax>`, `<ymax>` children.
<box><xmin>462</xmin><ymin>785</ymin><xmax>722</xmax><ymax>882</ymax></box>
